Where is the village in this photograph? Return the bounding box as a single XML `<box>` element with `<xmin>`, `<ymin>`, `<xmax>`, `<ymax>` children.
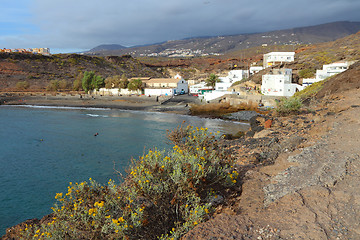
<box><xmin>0</xmin><ymin>47</ymin><xmax>51</xmax><ymax>55</ymax></box>
<box><xmin>91</xmin><ymin>51</ymin><xmax>356</xmax><ymax>108</ymax></box>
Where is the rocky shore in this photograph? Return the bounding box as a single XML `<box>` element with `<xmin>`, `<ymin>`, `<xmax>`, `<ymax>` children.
<box><xmin>183</xmin><ymin>89</ymin><xmax>360</xmax><ymax>239</ymax></box>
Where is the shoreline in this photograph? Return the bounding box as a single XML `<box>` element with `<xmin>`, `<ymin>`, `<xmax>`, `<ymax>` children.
<box><xmin>0</xmin><ymin>93</ymin><xmax>192</xmax><ymax>115</ymax></box>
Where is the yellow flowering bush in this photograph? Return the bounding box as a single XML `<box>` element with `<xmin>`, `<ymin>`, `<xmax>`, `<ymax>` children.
<box><xmin>19</xmin><ymin>125</ymin><xmax>239</xmax><ymax>240</ymax></box>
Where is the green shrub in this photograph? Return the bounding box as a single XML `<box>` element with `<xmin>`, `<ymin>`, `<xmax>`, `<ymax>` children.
<box><xmin>16</xmin><ymin>81</ymin><xmax>30</xmax><ymax>90</ymax></box>
<box><xmin>276</xmin><ymin>97</ymin><xmax>303</xmax><ymax>115</ymax></box>
<box><xmin>58</xmin><ymin>80</ymin><xmax>70</xmax><ymax>90</ymax></box>
<box><xmin>46</xmin><ymin>80</ymin><xmax>60</xmax><ymax>92</ymax></box>
<box><xmin>19</xmin><ymin>126</ymin><xmax>238</xmax><ymax>240</ymax></box>
<box><xmin>298</xmin><ymin>68</ymin><xmax>315</xmax><ymax>79</ymax></box>
<box><xmin>293</xmin><ymin>79</ymin><xmax>326</xmax><ymax>101</ymax></box>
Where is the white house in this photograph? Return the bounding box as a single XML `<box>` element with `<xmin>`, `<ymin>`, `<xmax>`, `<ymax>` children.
<box><xmin>302</xmin><ymin>61</ymin><xmax>355</xmax><ymax>87</ymax></box>
<box><xmin>189</xmin><ymin>82</ymin><xmax>212</xmax><ymax>94</ymax></box>
<box><xmin>144</xmin><ymin>75</ymin><xmax>188</xmax><ymax>96</ymax></box>
<box><xmin>263</xmin><ymin>52</ymin><xmax>295</xmax><ymax>68</ymax></box>
<box><xmin>316</xmin><ymin>61</ymin><xmax>352</xmax><ymax>80</ymax></box>
<box><xmin>200</xmin><ymin>70</ymin><xmax>249</xmax><ymax>101</ymax></box>
<box><xmin>216</xmin><ymin>69</ymin><xmax>249</xmax><ymax>90</ymax></box>
<box><xmin>249</xmin><ymin>66</ymin><xmax>264</xmax><ymax>75</ymax></box>
<box><xmin>261</xmin><ymin>69</ymin><xmax>301</xmax><ymax>97</ymax></box>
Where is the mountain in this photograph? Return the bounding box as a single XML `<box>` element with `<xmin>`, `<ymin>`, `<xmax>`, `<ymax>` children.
<box><xmin>86</xmin><ymin>21</ymin><xmax>360</xmax><ymax>57</ymax></box>
<box><xmin>89</xmin><ymin>44</ymin><xmax>127</xmax><ymax>52</ymax></box>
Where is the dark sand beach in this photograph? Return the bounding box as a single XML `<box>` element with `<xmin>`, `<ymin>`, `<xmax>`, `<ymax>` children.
<box><xmin>0</xmin><ymin>92</ymin><xmax>199</xmax><ymax>115</ymax></box>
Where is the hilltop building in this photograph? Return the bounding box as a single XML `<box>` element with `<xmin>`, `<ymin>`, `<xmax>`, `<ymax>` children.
<box><xmin>302</xmin><ymin>61</ymin><xmax>355</xmax><ymax>87</ymax></box>
<box><xmin>263</xmin><ymin>52</ymin><xmax>295</xmax><ymax>68</ymax></box>
<box><xmin>261</xmin><ymin>69</ymin><xmax>301</xmax><ymax>97</ymax></box>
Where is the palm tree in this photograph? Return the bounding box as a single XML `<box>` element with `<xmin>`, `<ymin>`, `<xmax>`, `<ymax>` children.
<box><xmin>205</xmin><ymin>73</ymin><xmax>221</xmax><ymax>89</ymax></box>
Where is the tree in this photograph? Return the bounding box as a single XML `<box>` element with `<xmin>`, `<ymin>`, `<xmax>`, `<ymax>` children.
<box><xmin>73</xmin><ymin>72</ymin><xmax>83</xmax><ymax>91</ymax></box>
<box><xmin>93</xmin><ymin>75</ymin><xmax>105</xmax><ymax>91</ymax></box>
<box><xmin>127</xmin><ymin>78</ymin><xmax>142</xmax><ymax>91</ymax></box>
<box><xmin>119</xmin><ymin>74</ymin><xmax>129</xmax><ymax>89</ymax></box>
<box><xmin>81</xmin><ymin>71</ymin><xmax>105</xmax><ymax>92</ymax></box>
<box><xmin>82</xmin><ymin>71</ymin><xmax>95</xmax><ymax>92</ymax></box>
<box><xmin>205</xmin><ymin>74</ymin><xmax>221</xmax><ymax>88</ymax></box>
<box><xmin>104</xmin><ymin>75</ymin><xmax>127</xmax><ymax>89</ymax></box>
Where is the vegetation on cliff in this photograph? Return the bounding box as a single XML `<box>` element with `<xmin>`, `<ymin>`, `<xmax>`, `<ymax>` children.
<box><xmin>18</xmin><ymin>126</ymin><xmax>238</xmax><ymax>240</ymax></box>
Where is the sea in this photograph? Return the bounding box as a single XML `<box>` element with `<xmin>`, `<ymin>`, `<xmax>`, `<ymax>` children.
<box><xmin>0</xmin><ymin>105</ymin><xmax>249</xmax><ymax>235</ymax></box>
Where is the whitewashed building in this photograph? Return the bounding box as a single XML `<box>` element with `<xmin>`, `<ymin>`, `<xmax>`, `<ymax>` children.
<box><xmin>249</xmin><ymin>66</ymin><xmax>264</xmax><ymax>75</ymax></box>
<box><xmin>201</xmin><ymin>70</ymin><xmax>249</xmax><ymax>101</ymax></box>
<box><xmin>316</xmin><ymin>61</ymin><xmax>352</xmax><ymax>80</ymax></box>
<box><xmin>263</xmin><ymin>52</ymin><xmax>295</xmax><ymax>68</ymax></box>
<box><xmin>261</xmin><ymin>69</ymin><xmax>301</xmax><ymax>97</ymax></box>
<box><xmin>302</xmin><ymin>61</ymin><xmax>355</xmax><ymax>87</ymax></box>
<box><xmin>189</xmin><ymin>82</ymin><xmax>212</xmax><ymax>94</ymax></box>
<box><xmin>144</xmin><ymin>75</ymin><xmax>188</xmax><ymax>96</ymax></box>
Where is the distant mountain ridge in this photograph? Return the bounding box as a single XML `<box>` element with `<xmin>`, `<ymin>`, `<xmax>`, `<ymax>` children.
<box><xmin>89</xmin><ymin>44</ymin><xmax>126</xmax><ymax>52</ymax></box>
<box><xmin>86</xmin><ymin>21</ymin><xmax>360</xmax><ymax>57</ymax></box>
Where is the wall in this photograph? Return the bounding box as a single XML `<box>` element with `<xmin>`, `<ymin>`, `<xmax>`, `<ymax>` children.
<box><xmin>224</xmin><ymin>94</ymin><xmax>280</xmax><ymax>107</ymax></box>
<box><xmin>144</xmin><ymin>88</ymin><xmax>174</xmax><ymax>96</ymax></box>
<box><xmin>91</xmin><ymin>88</ymin><xmax>140</xmax><ymax>96</ymax></box>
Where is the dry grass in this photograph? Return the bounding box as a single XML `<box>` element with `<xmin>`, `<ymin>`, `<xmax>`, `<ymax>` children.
<box><xmin>189</xmin><ymin>102</ymin><xmax>259</xmax><ymax>117</ymax></box>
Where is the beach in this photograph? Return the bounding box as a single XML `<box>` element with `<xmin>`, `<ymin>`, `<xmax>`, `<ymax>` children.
<box><xmin>0</xmin><ymin>92</ymin><xmax>199</xmax><ymax>115</ymax></box>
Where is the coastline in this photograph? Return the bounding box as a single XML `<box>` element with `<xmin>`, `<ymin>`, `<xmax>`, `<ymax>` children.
<box><xmin>0</xmin><ymin>93</ymin><xmax>193</xmax><ymax>115</ymax></box>
<box><xmin>3</xmin><ymin>88</ymin><xmax>360</xmax><ymax>239</ymax></box>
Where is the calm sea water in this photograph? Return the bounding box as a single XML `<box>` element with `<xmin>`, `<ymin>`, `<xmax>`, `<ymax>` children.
<box><xmin>0</xmin><ymin>105</ymin><xmax>248</xmax><ymax>234</ymax></box>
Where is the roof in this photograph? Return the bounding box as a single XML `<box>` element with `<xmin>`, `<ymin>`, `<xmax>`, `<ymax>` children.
<box><xmin>130</xmin><ymin>77</ymin><xmax>151</xmax><ymax>81</ymax></box>
<box><xmin>146</xmin><ymin>78</ymin><xmax>182</xmax><ymax>84</ymax></box>
<box><xmin>265</xmin><ymin>52</ymin><xmax>295</xmax><ymax>56</ymax></box>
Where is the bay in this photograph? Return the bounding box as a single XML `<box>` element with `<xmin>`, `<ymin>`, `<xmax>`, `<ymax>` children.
<box><xmin>0</xmin><ymin>105</ymin><xmax>249</xmax><ymax>234</ymax></box>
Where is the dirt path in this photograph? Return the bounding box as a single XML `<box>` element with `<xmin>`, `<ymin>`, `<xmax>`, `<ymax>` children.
<box><xmin>183</xmin><ymin>89</ymin><xmax>360</xmax><ymax>239</ymax></box>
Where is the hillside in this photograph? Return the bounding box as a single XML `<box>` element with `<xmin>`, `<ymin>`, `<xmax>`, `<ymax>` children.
<box><xmin>0</xmin><ymin>53</ymin><xmax>166</xmax><ymax>91</ymax></box>
<box><xmin>86</xmin><ymin>21</ymin><xmax>360</xmax><ymax>57</ymax></box>
<box><xmin>182</xmin><ymin>56</ymin><xmax>360</xmax><ymax>240</ymax></box>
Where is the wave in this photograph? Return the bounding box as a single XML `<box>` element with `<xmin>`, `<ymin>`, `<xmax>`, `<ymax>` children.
<box><xmin>86</xmin><ymin>114</ymin><xmax>109</xmax><ymax>118</ymax></box>
<box><xmin>6</xmin><ymin>105</ymin><xmax>110</xmax><ymax>111</ymax></box>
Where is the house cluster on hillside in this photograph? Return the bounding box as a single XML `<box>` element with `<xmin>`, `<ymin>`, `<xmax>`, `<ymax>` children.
<box><xmin>93</xmin><ymin>51</ymin><xmax>355</xmax><ymax>101</ymax></box>
<box><xmin>0</xmin><ymin>48</ymin><xmax>51</xmax><ymax>55</ymax></box>
<box><xmin>139</xmin><ymin>48</ymin><xmax>222</xmax><ymax>57</ymax></box>
<box><xmin>191</xmin><ymin>51</ymin><xmax>355</xmax><ymax>101</ymax></box>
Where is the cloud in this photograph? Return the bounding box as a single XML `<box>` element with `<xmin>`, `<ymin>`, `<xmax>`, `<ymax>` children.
<box><xmin>2</xmin><ymin>0</ymin><xmax>360</xmax><ymax>52</ymax></box>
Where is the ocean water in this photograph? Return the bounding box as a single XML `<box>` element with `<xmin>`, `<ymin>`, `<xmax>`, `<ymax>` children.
<box><xmin>0</xmin><ymin>105</ymin><xmax>249</xmax><ymax>234</ymax></box>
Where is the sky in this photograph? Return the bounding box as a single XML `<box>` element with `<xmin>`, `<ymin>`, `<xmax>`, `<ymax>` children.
<box><xmin>1</xmin><ymin>0</ymin><xmax>360</xmax><ymax>53</ymax></box>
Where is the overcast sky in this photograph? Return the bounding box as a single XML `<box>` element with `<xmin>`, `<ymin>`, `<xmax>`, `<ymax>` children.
<box><xmin>1</xmin><ymin>0</ymin><xmax>360</xmax><ymax>53</ymax></box>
